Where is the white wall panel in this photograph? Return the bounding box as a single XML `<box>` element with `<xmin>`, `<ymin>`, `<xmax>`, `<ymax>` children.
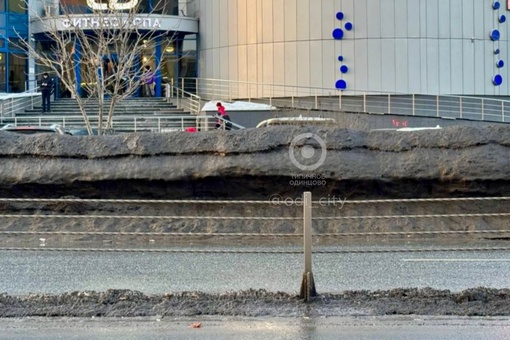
<box><xmin>462</xmin><ymin>40</ymin><xmax>475</xmax><ymax>94</ymax></box>
<box><xmin>394</xmin><ymin>0</ymin><xmax>407</xmax><ymax>38</ymax></box>
<box><xmin>296</xmin><ymin>41</ymin><xmax>310</xmax><ymax>89</ymax></box>
<box><xmin>296</xmin><ymin>0</ymin><xmax>310</xmax><ymax>41</ymax></box>
<box><xmin>284</xmin><ymin>0</ymin><xmax>297</xmax><ymax>42</ymax></box>
<box><xmin>426</xmin><ymin>39</ymin><xmax>439</xmax><ymax>94</ymax></box>
<box><xmin>419</xmin><ymin>39</ymin><xmax>427</xmax><ymax>92</ymax></box>
<box><xmin>284</xmin><ymin>42</ymin><xmax>297</xmax><ymax>87</ymax></box>
<box><xmin>437</xmin><ymin>1</ymin><xmax>450</xmax><ymax>39</ymax></box>
<box><xmin>219</xmin><ymin>47</ymin><xmax>228</xmax><ymax>79</ymax></box>
<box><xmin>273</xmin><ymin>0</ymin><xmax>284</xmax><ymax>43</ymax></box>
<box><xmin>247</xmin><ymin>44</ymin><xmax>257</xmax><ymax>82</ymax></box>
<box><xmin>380</xmin><ymin>0</ymin><xmax>395</xmax><ymax>39</ymax></box>
<box><xmin>473</xmin><ymin>40</ymin><xmax>485</xmax><ymax>94</ymax></box>
<box><xmin>261</xmin><ymin>44</ymin><xmax>276</xmax><ymax>84</ymax></box>
<box><xmin>238</xmin><ymin>45</ymin><xmax>248</xmax><ymax>82</ymax></box>
<box><xmin>407</xmin><ymin>0</ymin><xmax>420</xmax><ymax>38</ymax></box>
<box><xmin>438</xmin><ymin>40</ymin><xmax>452</xmax><ymax>93</ymax></box>
<box><xmin>321</xmin><ymin>0</ymin><xmax>335</xmax><ymax>41</ymax></box>
<box><xmin>450</xmin><ymin>39</ymin><xmax>463</xmax><ymax>94</ymax></box>
<box><xmin>449</xmin><ymin>0</ymin><xmax>462</xmax><ymax>39</ymax></box>
<box><xmin>309</xmin><ymin>0</ymin><xmax>321</xmax><ymax>41</ymax></box>
<box><xmin>273</xmin><ymin>43</ymin><xmax>285</xmax><ymax>86</ymax></box>
<box><xmin>228</xmin><ymin>0</ymin><xmax>238</xmax><ymax>46</ymax></box>
<box><xmin>407</xmin><ymin>39</ymin><xmax>421</xmax><ymax>93</ymax></box>
<box><xmin>462</xmin><ymin>0</ymin><xmax>474</xmax><ymax>41</ymax></box>
<box><xmin>426</xmin><ymin>0</ymin><xmax>438</xmax><ymax>38</ymax></box>
<box><xmin>262</xmin><ymin>0</ymin><xmax>273</xmax><ymax>43</ymax></box>
<box><xmin>322</xmin><ymin>40</ymin><xmax>335</xmax><ymax>90</ymax></box>
<box><xmin>381</xmin><ymin>39</ymin><xmax>396</xmax><ymax>93</ymax></box>
<box><xmin>354</xmin><ymin>39</ymin><xmax>368</xmax><ymax>91</ymax></box>
<box><xmin>310</xmin><ymin>41</ymin><xmax>322</xmax><ymax>88</ymax></box>
<box><xmin>367</xmin><ymin>39</ymin><xmax>382</xmax><ymax>92</ymax></box>
<box><xmin>353</xmin><ymin>0</ymin><xmax>367</xmax><ymax>40</ymax></box>
<box><xmin>218</xmin><ymin>0</ymin><xmax>228</xmax><ymax>47</ymax></box>
<box><xmin>228</xmin><ymin>46</ymin><xmax>238</xmax><ymax>81</ymax></box>
<box><xmin>196</xmin><ymin>0</ymin><xmax>510</xmax><ymax>96</ymax></box>
<box><xmin>246</xmin><ymin>1</ymin><xmax>257</xmax><ymax>44</ymax></box>
<box><xmin>366</xmin><ymin>0</ymin><xmax>381</xmax><ymax>39</ymax></box>
<box><xmin>237</xmin><ymin>0</ymin><xmax>247</xmax><ymax>45</ymax></box>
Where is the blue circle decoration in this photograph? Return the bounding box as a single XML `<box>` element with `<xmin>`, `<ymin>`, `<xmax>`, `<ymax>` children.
<box><xmin>497</xmin><ymin>60</ymin><xmax>505</xmax><ymax>68</ymax></box>
<box><xmin>332</xmin><ymin>28</ymin><xmax>344</xmax><ymax>40</ymax></box>
<box><xmin>336</xmin><ymin>12</ymin><xmax>344</xmax><ymax>20</ymax></box>
<box><xmin>493</xmin><ymin>1</ymin><xmax>501</xmax><ymax>9</ymax></box>
<box><xmin>340</xmin><ymin>65</ymin><xmax>349</xmax><ymax>73</ymax></box>
<box><xmin>495</xmin><ymin>48</ymin><xmax>501</xmax><ymax>54</ymax></box>
<box><xmin>500</xmin><ymin>15</ymin><xmax>507</xmax><ymax>23</ymax></box>
<box><xmin>335</xmin><ymin>79</ymin><xmax>347</xmax><ymax>90</ymax></box>
<box><xmin>490</xmin><ymin>29</ymin><xmax>501</xmax><ymax>41</ymax></box>
<box><xmin>493</xmin><ymin>74</ymin><xmax>503</xmax><ymax>86</ymax></box>
<box><xmin>345</xmin><ymin>22</ymin><xmax>353</xmax><ymax>31</ymax></box>
<box><xmin>338</xmin><ymin>55</ymin><xmax>344</xmax><ymax>62</ymax></box>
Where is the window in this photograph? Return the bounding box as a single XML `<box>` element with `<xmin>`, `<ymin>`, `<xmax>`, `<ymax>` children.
<box><xmin>8</xmin><ymin>0</ymin><xmax>26</xmax><ymax>13</ymax></box>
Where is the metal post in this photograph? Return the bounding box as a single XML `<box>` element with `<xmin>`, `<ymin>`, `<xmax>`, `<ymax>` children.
<box><xmin>482</xmin><ymin>99</ymin><xmax>485</xmax><ymax>120</ymax></box>
<box><xmin>339</xmin><ymin>90</ymin><xmax>342</xmax><ymax>110</ymax></box>
<box><xmin>388</xmin><ymin>94</ymin><xmax>391</xmax><ymax>113</ymax></box>
<box><xmin>314</xmin><ymin>89</ymin><xmax>318</xmax><ymax>110</ymax></box>
<box><xmin>300</xmin><ymin>191</ymin><xmax>317</xmax><ymax>302</ymax></box>
<box><xmin>363</xmin><ymin>92</ymin><xmax>366</xmax><ymax>112</ymax></box>
<box><xmin>460</xmin><ymin>97</ymin><xmax>463</xmax><ymax>119</ymax></box>
<box><xmin>412</xmin><ymin>94</ymin><xmax>416</xmax><ymax>116</ymax></box>
<box><xmin>502</xmin><ymin>101</ymin><xmax>504</xmax><ymax>122</ymax></box>
<box><xmin>436</xmin><ymin>95</ymin><xmax>439</xmax><ymax>117</ymax></box>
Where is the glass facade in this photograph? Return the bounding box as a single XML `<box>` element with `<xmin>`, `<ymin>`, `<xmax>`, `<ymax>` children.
<box><xmin>0</xmin><ymin>0</ymin><xmax>28</xmax><ymax>93</ymax></box>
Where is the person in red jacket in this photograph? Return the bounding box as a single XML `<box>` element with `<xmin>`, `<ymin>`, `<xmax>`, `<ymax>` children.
<box><xmin>215</xmin><ymin>102</ymin><xmax>232</xmax><ymax>130</ymax></box>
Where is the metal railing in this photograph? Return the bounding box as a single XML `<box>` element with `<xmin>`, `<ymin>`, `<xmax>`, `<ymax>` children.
<box><xmin>0</xmin><ymin>194</ymin><xmax>509</xmax><ymax>302</ymax></box>
<box><xmin>180</xmin><ymin>78</ymin><xmax>510</xmax><ymax>123</ymax></box>
<box><xmin>0</xmin><ymin>93</ymin><xmax>42</xmax><ymax>118</ymax></box>
<box><xmin>165</xmin><ymin>81</ymin><xmax>201</xmax><ymax>115</ymax></box>
<box><xmin>0</xmin><ymin>114</ymin><xmax>244</xmax><ymax>133</ymax></box>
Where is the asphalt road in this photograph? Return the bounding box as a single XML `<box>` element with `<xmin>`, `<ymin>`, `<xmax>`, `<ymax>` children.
<box><xmin>1</xmin><ymin>242</ymin><xmax>509</xmax><ymax>295</ymax></box>
<box><xmin>1</xmin><ymin>316</ymin><xmax>510</xmax><ymax>340</ymax></box>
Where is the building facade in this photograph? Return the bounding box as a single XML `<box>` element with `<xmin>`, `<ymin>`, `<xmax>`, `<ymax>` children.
<box><xmin>0</xmin><ymin>0</ymin><xmax>198</xmax><ymax>97</ymax></box>
<box><xmin>188</xmin><ymin>0</ymin><xmax>510</xmax><ymax>96</ymax></box>
<box><xmin>0</xmin><ymin>0</ymin><xmax>29</xmax><ymax>92</ymax></box>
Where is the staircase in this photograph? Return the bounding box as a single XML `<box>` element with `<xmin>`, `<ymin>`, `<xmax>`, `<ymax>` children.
<box><xmin>7</xmin><ymin>97</ymin><xmax>206</xmax><ymax>133</ymax></box>
<box><xmin>21</xmin><ymin>97</ymin><xmax>186</xmax><ymax>116</ymax></box>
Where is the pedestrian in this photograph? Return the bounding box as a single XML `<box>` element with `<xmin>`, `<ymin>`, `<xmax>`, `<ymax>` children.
<box><xmin>215</xmin><ymin>102</ymin><xmax>233</xmax><ymax>130</ymax></box>
<box><xmin>142</xmin><ymin>65</ymin><xmax>155</xmax><ymax>97</ymax></box>
<box><xmin>39</xmin><ymin>72</ymin><xmax>54</xmax><ymax>113</ymax></box>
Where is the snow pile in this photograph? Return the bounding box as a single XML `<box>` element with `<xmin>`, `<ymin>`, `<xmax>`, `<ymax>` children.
<box><xmin>201</xmin><ymin>100</ymin><xmax>276</xmax><ymax>112</ymax></box>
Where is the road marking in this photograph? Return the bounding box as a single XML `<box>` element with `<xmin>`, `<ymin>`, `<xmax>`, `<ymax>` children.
<box><xmin>403</xmin><ymin>259</ymin><xmax>510</xmax><ymax>262</ymax></box>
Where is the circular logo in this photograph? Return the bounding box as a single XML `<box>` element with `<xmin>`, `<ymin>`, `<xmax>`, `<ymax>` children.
<box><xmin>289</xmin><ymin>133</ymin><xmax>327</xmax><ymax>171</ymax></box>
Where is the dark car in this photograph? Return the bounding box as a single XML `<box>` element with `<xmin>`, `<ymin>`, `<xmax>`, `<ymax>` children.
<box><xmin>67</xmin><ymin>128</ymin><xmax>115</xmax><ymax>136</ymax></box>
<box><xmin>0</xmin><ymin>124</ymin><xmax>71</xmax><ymax>135</ymax></box>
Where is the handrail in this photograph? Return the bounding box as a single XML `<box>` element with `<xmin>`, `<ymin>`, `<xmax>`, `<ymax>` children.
<box><xmin>0</xmin><ymin>93</ymin><xmax>42</xmax><ymax>118</ymax></box>
<box><xmin>0</xmin><ymin>114</ymin><xmax>229</xmax><ymax>133</ymax></box>
<box><xmin>165</xmin><ymin>81</ymin><xmax>201</xmax><ymax>115</ymax></box>
<box><xmin>180</xmin><ymin>78</ymin><xmax>510</xmax><ymax>124</ymax></box>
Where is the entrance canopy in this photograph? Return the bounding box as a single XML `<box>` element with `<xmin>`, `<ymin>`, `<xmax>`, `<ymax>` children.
<box><xmin>31</xmin><ymin>14</ymin><xmax>198</xmax><ymax>34</ymax></box>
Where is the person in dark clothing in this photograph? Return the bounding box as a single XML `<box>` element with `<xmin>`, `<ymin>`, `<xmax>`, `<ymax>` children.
<box><xmin>39</xmin><ymin>73</ymin><xmax>54</xmax><ymax>113</ymax></box>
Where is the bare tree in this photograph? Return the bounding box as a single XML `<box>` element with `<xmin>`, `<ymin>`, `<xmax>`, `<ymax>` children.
<box><xmin>17</xmin><ymin>1</ymin><xmax>180</xmax><ymax>134</ymax></box>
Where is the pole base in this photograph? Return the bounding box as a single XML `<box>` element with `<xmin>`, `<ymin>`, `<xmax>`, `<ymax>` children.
<box><xmin>300</xmin><ymin>271</ymin><xmax>317</xmax><ymax>302</ymax></box>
